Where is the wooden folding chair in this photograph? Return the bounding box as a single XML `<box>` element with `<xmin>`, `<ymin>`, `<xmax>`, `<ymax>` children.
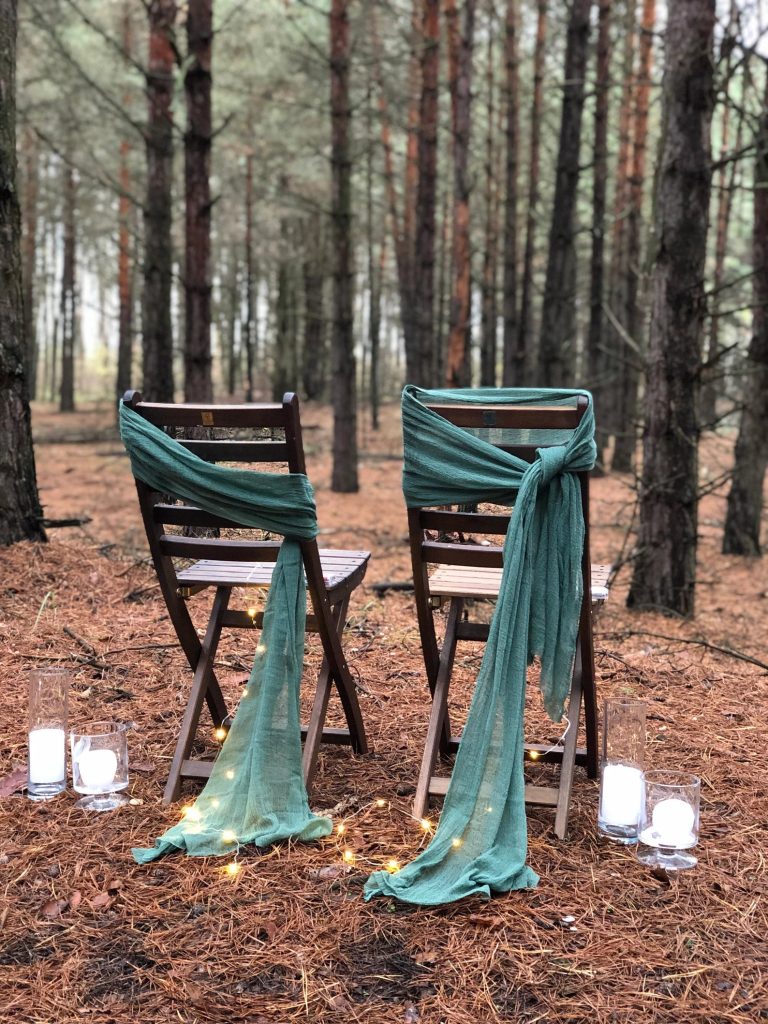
<box><xmin>122</xmin><ymin>390</ymin><xmax>369</xmax><ymax>804</ymax></box>
<box><xmin>408</xmin><ymin>396</ymin><xmax>610</xmax><ymax>838</ymax></box>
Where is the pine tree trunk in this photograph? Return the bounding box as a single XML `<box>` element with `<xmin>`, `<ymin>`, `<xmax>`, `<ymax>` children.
<box><xmin>722</xmin><ymin>74</ymin><xmax>768</xmax><ymax>556</ymax></box>
<box><xmin>330</xmin><ymin>0</ymin><xmax>358</xmax><ymax>491</ymax></box>
<box><xmin>302</xmin><ymin>216</ymin><xmax>328</xmax><ymax>401</ymax></box>
<box><xmin>480</xmin><ymin>8</ymin><xmax>499</xmax><ymax>388</ymax></box>
<box><xmin>628</xmin><ymin>0</ymin><xmax>715</xmax><ymax>616</ymax></box>
<box><xmin>412</xmin><ymin>0</ymin><xmax>440</xmax><ymax>386</ymax></box>
<box><xmin>0</xmin><ymin>0</ymin><xmax>45</xmax><ymax>545</ymax></box>
<box><xmin>366</xmin><ymin>69</ymin><xmax>382</xmax><ymax>429</ymax></box>
<box><xmin>612</xmin><ymin>0</ymin><xmax>655</xmax><ymax>472</ymax></box>
<box><xmin>142</xmin><ymin>0</ymin><xmax>176</xmax><ymax>402</ymax></box>
<box><xmin>21</xmin><ymin>126</ymin><xmax>38</xmax><ymax>398</ymax></box>
<box><xmin>500</xmin><ymin>0</ymin><xmax>519</xmax><ymax>386</ymax></box>
<box><xmin>273</xmin><ymin>220</ymin><xmax>297</xmax><ymax>401</ymax></box>
<box><xmin>59</xmin><ymin>162</ymin><xmax>76</xmax><ymax>413</ymax></box>
<box><xmin>243</xmin><ymin>149</ymin><xmax>255</xmax><ymax>401</ymax></box>
<box><xmin>183</xmin><ymin>0</ymin><xmax>213</xmax><ymax>402</ymax></box>
<box><xmin>516</xmin><ymin>0</ymin><xmax>546</xmax><ymax>384</ymax></box>
<box><xmin>115</xmin><ymin>5</ymin><xmax>133</xmax><ymax>405</ymax></box>
<box><xmin>538</xmin><ymin>0</ymin><xmax>591</xmax><ymax>387</ymax></box>
<box><xmin>586</xmin><ymin>0</ymin><xmax>611</xmax><ymax>465</ymax></box>
<box><xmin>445</xmin><ymin>0</ymin><xmax>476</xmax><ymax>388</ymax></box>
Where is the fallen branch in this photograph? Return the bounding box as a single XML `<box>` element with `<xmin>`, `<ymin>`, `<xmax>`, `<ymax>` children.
<box><xmin>604</xmin><ymin>629</ymin><xmax>768</xmax><ymax>673</ymax></box>
<box><xmin>41</xmin><ymin>515</ymin><xmax>93</xmax><ymax>528</ymax></box>
<box><xmin>371</xmin><ymin>580</ymin><xmax>414</xmax><ymax>597</ymax></box>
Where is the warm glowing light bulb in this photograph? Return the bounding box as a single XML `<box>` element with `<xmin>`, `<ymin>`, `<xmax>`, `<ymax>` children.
<box><xmin>181</xmin><ymin>805</ymin><xmax>200</xmax><ymax>822</ymax></box>
<box><xmin>211</xmin><ymin>799</ymin><xmax>220</xmax><ymax>809</ymax></box>
<box><xmin>222</xmin><ymin>830</ymin><xmax>237</xmax><ymax>844</ymax></box>
<box><xmin>225</xmin><ymin>769</ymin><xmax>235</xmax><ymax>780</ymax></box>
<box><xmin>214</xmin><ymin>727</ymin><xmax>227</xmax><ymax>741</ymax></box>
<box><xmin>256</xmin><ymin>643</ymin><xmax>266</xmax><ymax>655</ymax></box>
<box><xmin>528</xmin><ymin>750</ymin><xmax>541</xmax><ymax>761</ymax></box>
<box><xmin>242</xmin><ymin>688</ymin><xmax>248</xmax><ymax>697</ymax></box>
<box><xmin>485</xmin><ymin>806</ymin><xmax>493</xmax><ymax>814</ymax></box>
<box><xmin>419</xmin><ymin>818</ymin><xmax>432</xmax><ymax>831</ymax></box>
<box><xmin>451</xmin><ymin>837</ymin><xmax>463</xmax><ymax>849</ymax></box>
<box><xmin>247</xmin><ymin>608</ymin><xmax>257</xmax><ymax>619</ymax></box>
<box><xmin>225</xmin><ymin>862</ymin><xmax>241</xmax><ymax>876</ymax></box>
<box><xmin>385</xmin><ymin>859</ymin><xmax>400</xmax><ymax>873</ymax></box>
<box><xmin>342</xmin><ymin>849</ymin><xmax>355</xmax><ymax>864</ymax></box>
<box><xmin>336</xmin><ymin>823</ymin><xmax>346</xmax><ymax>836</ymax></box>
<box><xmin>375</xmin><ymin>798</ymin><xmax>386</xmax><ymax>808</ymax></box>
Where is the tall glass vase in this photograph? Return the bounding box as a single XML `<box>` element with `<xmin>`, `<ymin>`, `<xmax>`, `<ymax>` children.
<box><xmin>598</xmin><ymin>697</ymin><xmax>646</xmax><ymax>844</ymax></box>
<box><xmin>28</xmin><ymin>668</ymin><xmax>69</xmax><ymax>801</ymax></box>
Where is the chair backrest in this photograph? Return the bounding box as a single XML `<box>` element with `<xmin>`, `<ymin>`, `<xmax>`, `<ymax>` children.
<box><xmin>408</xmin><ymin>396</ymin><xmax>594</xmax><ymax>665</ymax></box>
<box><xmin>121</xmin><ymin>390</ymin><xmax>316</xmax><ymax>587</ymax></box>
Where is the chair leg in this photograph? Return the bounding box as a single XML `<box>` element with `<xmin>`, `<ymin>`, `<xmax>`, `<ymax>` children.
<box><xmin>553</xmin><ymin>646</ymin><xmax>583</xmax><ymax>839</ymax></box>
<box><xmin>302</xmin><ymin>597</ymin><xmax>349</xmax><ymax>790</ymax></box>
<box><xmin>163</xmin><ymin>587</ymin><xmax>231</xmax><ymax>804</ymax></box>
<box><xmin>323</xmin><ymin>614</ymin><xmax>368</xmax><ymax>757</ymax></box>
<box><xmin>413</xmin><ymin>598</ymin><xmax>462</xmax><ymax>820</ymax></box>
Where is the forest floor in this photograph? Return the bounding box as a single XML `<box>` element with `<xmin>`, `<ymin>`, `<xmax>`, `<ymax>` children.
<box><xmin>1</xmin><ymin>400</ymin><xmax>767</xmax><ymax>1024</ymax></box>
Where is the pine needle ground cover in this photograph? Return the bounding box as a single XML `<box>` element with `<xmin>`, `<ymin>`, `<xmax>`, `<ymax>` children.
<box><xmin>0</xmin><ymin>402</ymin><xmax>766</xmax><ymax>1024</ymax></box>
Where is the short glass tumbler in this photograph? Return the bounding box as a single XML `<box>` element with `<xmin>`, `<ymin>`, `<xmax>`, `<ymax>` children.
<box><xmin>28</xmin><ymin>667</ymin><xmax>70</xmax><ymax>801</ymax></box>
<box><xmin>71</xmin><ymin>722</ymin><xmax>129</xmax><ymax>811</ymax></box>
<box><xmin>637</xmin><ymin>770</ymin><xmax>700</xmax><ymax>871</ymax></box>
<box><xmin>598</xmin><ymin>697</ymin><xmax>646</xmax><ymax>844</ymax></box>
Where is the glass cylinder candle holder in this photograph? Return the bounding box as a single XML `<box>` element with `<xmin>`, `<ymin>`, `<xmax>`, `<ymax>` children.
<box><xmin>598</xmin><ymin>697</ymin><xmax>646</xmax><ymax>844</ymax></box>
<box><xmin>71</xmin><ymin>722</ymin><xmax>129</xmax><ymax>811</ymax></box>
<box><xmin>637</xmin><ymin>770</ymin><xmax>700</xmax><ymax>871</ymax></box>
<box><xmin>28</xmin><ymin>667</ymin><xmax>70</xmax><ymax>801</ymax></box>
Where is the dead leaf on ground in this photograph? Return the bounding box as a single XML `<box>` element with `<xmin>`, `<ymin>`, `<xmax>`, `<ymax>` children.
<box><xmin>68</xmin><ymin>890</ymin><xmax>82</xmax><ymax>910</ymax></box>
<box><xmin>306</xmin><ymin>864</ymin><xmax>351</xmax><ymax>881</ymax></box>
<box><xmin>41</xmin><ymin>898</ymin><xmax>68</xmax><ymax>919</ymax></box>
<box><xmin>89</xmin><ymin>892</ymin><xmax>112</xmax><ymax>910</ymax></box>
<box><xmin>0</xmin><ymin>769</ymin><xmax>27</xmax><ymax>799</ymax></box>
<box><xmin>128</xmin><ymin>760</ymin><xmax>156</xmax><ymax>774</ymax></box>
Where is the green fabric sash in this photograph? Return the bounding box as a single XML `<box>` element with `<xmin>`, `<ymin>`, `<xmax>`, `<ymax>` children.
<box><xmin>364</xmin><ymin>386</ymin><xmax>595</xmax><ymax>906</ymax></box>
<box><xmin>119</xmin><ymin>404</ymin><xmax>332</xmax><ymax>862</ymax></box>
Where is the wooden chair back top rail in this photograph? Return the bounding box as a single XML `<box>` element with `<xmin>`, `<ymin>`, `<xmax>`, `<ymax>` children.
<box><xmin>418</xmin><ymin>510</ymin><xmax>512</xmax><ymax>535</ymax></box>
<box><xmin>175</xmin><ymin>439</ymin><xmax>290</xmax><ymax>463</ymax></box>
<box><xmin>420</xmin><ymin>541</ymin><xmax>504</xmax><ymax>569</ymax></box>
<box><xmin>425</xmin><ymin>400</ymin><xmax>587</xmax><ymax>429</ymax></box>
<box><xmin>125</xmin><ymin>399</ymin><xmax>290</xmax><ymax>429</ymax></box>
<box><xmin>159</xmin><ymin>535</ymin><xmax>282</xmax><ymax>562</ymax></box>
<box><xmin>153</xmin><ymin>504</ymin><xmax>266</xmax><ymax>530</ymax></box>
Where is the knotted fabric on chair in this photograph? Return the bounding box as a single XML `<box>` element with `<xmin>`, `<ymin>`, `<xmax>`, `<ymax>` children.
<box><xmin>120</xmin><ymin>404</ymin><xmax>332</xmax><ymax>861</ymax></box>
<box><xmin>364</xmin><ymin>386</ymin><xmax>596</xmax><ymax>905</ymax></box>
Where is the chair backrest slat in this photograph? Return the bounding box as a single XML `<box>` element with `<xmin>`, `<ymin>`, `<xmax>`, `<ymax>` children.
<box><xmin>158</xmin><ymin>535</ymin><xmax>281</xmax><ymax>561</ymax></box>
<box><xmin>153</xmin><ymin>504</ymin><xmax>259</xmax><ymax>530</ymax></box>
<box><xmin>424</xmin><ymin>403</ymin><xmax>582</xmax><ymax>429</ymax></box>
<box><xmin>129</xmin><ymin>402</ymin><xmax>288</xmax><ymax>428</ymax></box>
<box><xmin>176</xmin><ymin>439</ymin><xmax>289</xmax><ymax>463</ymax></box>
<box><xmin>418</xmin><ymin>510</ymin><xmax>511</xmax><ymax>535</ymax></box>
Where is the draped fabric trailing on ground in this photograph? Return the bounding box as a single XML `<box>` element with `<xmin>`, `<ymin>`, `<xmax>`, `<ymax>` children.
<box><xmin>364</xmin><ymin>386</ymin><xmax>596</xmax><ymax>906</ymax></box>
<box><xmin>119</xmin><ymin>404</ymin><xmax>331</xmax><ymax>862</ymax></box>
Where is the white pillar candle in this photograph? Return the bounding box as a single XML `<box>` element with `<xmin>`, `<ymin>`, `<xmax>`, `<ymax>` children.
<box><xmin>28</xmin><ymin>728</ymin><xmax>66</xmax><ymax>785</ymax></box>
<box><xmin>77</xmin><ymin>748</ymin><xmax>118</xmax><ymax>789</ymax></box>
<box><xmin>648</xmin><ymin>797</ymin><xmax>696</xmax><ymax>848</ymax></box>
<box><xmin>600</xmin><ymin>763</ymin><xmax>644</xmax><ymax>827</ymax></box>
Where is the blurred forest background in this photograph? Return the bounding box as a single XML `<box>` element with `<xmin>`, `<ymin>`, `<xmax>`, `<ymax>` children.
<box><xmin>2</xmin><ymin>0</ymin><xmax>768</xmax><ymax>615</ymax></box>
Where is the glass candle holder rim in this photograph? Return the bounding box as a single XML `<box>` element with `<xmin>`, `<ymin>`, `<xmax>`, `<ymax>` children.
<box><xmin>29</xmin><ymin>665</ymin><xmax>71</xmax><ymax>677</ymax></box>
<box><xmin>643</xmin><ymin>769</ymin><xmax>700</xmax><ymax>789</ymax></box>
<box><xmin>603</xmin><ymin>696</ymin><xmax>647</xmax><ymax>709</ymax></box>
<box><xmin>71</xmin><ymin>720</ymin><xmax>127</xmax><ymax>737</ymax></box>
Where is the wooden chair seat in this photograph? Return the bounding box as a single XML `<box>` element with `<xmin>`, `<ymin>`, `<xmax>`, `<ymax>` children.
<box><xmin>428</xmin><ymin>562</ymin><xmax>611</xmax><ymax>602</ymax></box>
<box><xmin>122</xmin><ymin>390</ymin><xmax>370</xmax><ymax>804</ymax></box>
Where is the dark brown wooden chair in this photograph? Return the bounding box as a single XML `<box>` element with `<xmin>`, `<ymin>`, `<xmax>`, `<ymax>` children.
<box><xmin>407</xmin><ymin>397</ymin><xmax>610</xmax><ymax>838</ymax></box>
<box><xmin>122</xmin><ymin>390</ymin><xmax>369</xmax><ymax>804</ymax></box>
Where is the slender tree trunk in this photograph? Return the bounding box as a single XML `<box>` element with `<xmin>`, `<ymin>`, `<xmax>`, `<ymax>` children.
<box><xmin>435</xmin><ymin>189</ymin><xmax>450</xmax><ymax>384</ymax></box>
<box><xmin>445</xmin><ymin>0</ymin><xmax>476</xmax><ymax>387</ymax></box>
<box><xmin>586</xmin><ymin>0</ymin><xmax>611</xmax><ymax>465</ymax></box>
<box><xmin>612</xmin><ymin>0</ymin><xmax>655</xmax><ymax>472</ymax></box>
<box><xmin>115</xmin><ymin>5</ymin><xmax>134</xmax><ymax>405</ymax></box>
<box><xmin>273</xmin><ymin>219</ymin><xmax>298</xmax><ymax>401</ymax></box>
<box><xmin>59</xmin><ymin>162</ymin><xmax>76</xmax><ymax>413</ymax></box>
<box><xmin>302</xmin><ymin>216</ymin><xmax>328</xmax><ymax>401</ymax></box>
<box><xmin>243</xmin><ymin>149</ymin><xmax>255</xmax><ymax>401</ymax></box>
<box><xmin>412</xmin><ymin>0</ymin><xmax>440</xmax><ymax>386</ymax></box>
<box><xmin>722</xmin><ymin>73</ymin><xmax>768</xmax><ymax>556</ymax></box>
<box><xmin>224</xmin><ymin>247</ymin><xmax>238</xmax><ymax>397</ymax></box>
<box><xmin>183</xmin><ymin>0</ymin><xmax>213</xmax><ymax>401</ymax></box>
<box><xmin>516</xmin><ymin>0</ymin><xmax>546</xmax><ymax>384</ymax></box>
<box><xmin>366</xmin><ymin>69</ymin><xmax>382</xmax><ymax>429</ymax></box>
<box><xmin>330</xmin><ymin>0</ymin><xmax>357</xmax><ymax>491</ymax></box>
<box><xmin>21</xmin><ymin>126</ymin><xmax>38</xmax><ymax>398</ymax></box>
<box><xmin>628</xmin><ymin>0</ymin><xmax>715</xmax><ymax>616</ymax></box>
<box><xmin>538</xmin><ymin>0</ymin><xmax>591</xmax><ymax>387</ymax></box>
<box><xmin>501</xmin><ymin>0</ymin><xmax>520</xmax><ymax>385</ymax></box>
<box><xmin>142</xmin><ymin>0</ymin><xmax>176</xmax><ymax>402</ymax></box>
<box><xmin>0</xmin><ymin>0</ymin><xmax>45</xmax><ymax>544</ymax></box>
<box><xmin>480</xmin><ymin>6</ymin><xmax>499</xmax><ymax>388</ymax></box>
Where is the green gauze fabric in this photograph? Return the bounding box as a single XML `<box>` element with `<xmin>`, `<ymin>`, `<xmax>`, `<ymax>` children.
<box><xmin>364</xmin><ymin>386</ymin><xmax>596</xmax><ymax>906</ymax></box>
<box><xmin>119</xmin><ymin>404</ymin><xmax>332</xmax><ymax>862</ymax></box>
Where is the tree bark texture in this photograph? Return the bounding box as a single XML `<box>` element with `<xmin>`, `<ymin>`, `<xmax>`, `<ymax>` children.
<box><xmin>412</xmin><ymin>0</ymin><xmax>440</xmax><ymax>387</ymax></box>
<box><xmin>612</xmin><ymin>0</ymin><xmax>656</xmax><ymax>472</ymax></box>
<box><xmin>627</xmin><ymin>0</ymin><xmax>715</xmax><ymax>616</ymax></box>
<box><xmin>330</xmin><ymin>0</ymin><xmax>358</xmax><ymax>491</ymax></box>
<box><xmin>183</xmin><ymin>0</ymin><xmax>213</xmax><ymax>401</ymax></box>
<box><xmin>501</xmin><ymin>0</ymin><xmax>519</xmax><ymax>386</ymax></box>
<box><xmin>586</xmin><ymin>0</ymin><xmax>611</xmax><ymax>462</ymax></box>
<box><xmin>302</xmin><ymin>216</ymin><xmax>328</xmax><ymax>402</ymax></box>
<box><xmin>538</xmin><ymin>0</ymin><xmax>591</xmax><ymax>387</ymax></box>
<box><xmin>142</xmin><ymin>0</ymin><xmax>176</xmax><ymax>402</ymax></box>
<box><xmin>21</xmin><ymin>126</ymin><xmax>38</xmax><ymax>398</ymax></box>
<box><xmin>0</xmin><ymin>0</ymin><xmax>45</xmax><ymax>544</ymax></box>
<box><xmin>243</xmin><ymin>149</ymin><xmax>255</xmax><ymax>401</ymax></box>
<box><xmin>445</xmin><ymin>0</ymin><xmax>476</xmax><ymax>388</ymax></box>
<box><xmin>59</xmin><ymin>162</ymin><xmax>76</xmax><ymax>413</ymax></box>
<box><xmin>516</xmin><ymin>0</ymin><xmax>546</xmax><ymax>385</ymax></box>
<box><xmin>722</xmin><ymin>73</ymin><xmax>768</xmax><ymax>556</ymax></box>
<box><xmin>480</xmin><ymin>9</ymin><xmax>499</xmax><ymax>388</ymax></box>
